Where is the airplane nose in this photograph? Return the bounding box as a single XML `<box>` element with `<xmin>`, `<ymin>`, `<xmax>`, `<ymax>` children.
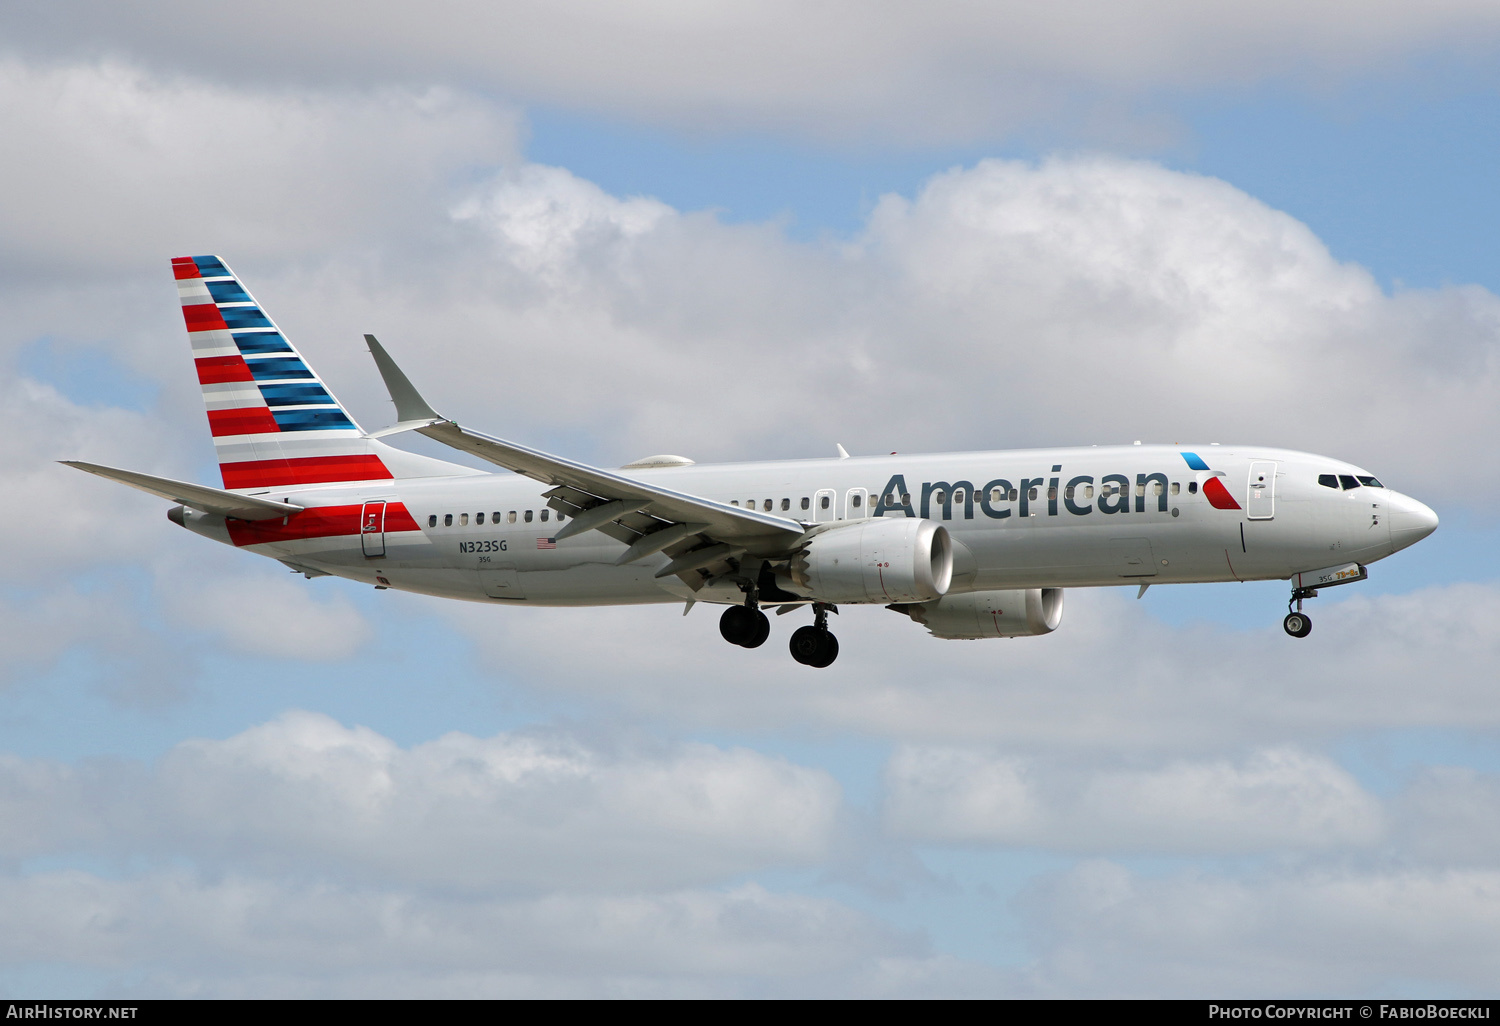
<box><xmin>1388</xmin><ymin>493</ymin><xmax>1439</xmax><ymax>552</ymax></box>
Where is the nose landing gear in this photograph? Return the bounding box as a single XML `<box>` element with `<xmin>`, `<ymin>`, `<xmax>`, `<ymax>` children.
<box><xmin>790</xmin><ymin>603</ymin><xmax>839</xmax><ymax>667</ymax></box>
<box><xmin>1283</xmin><ymin>587</ymin><xmax>1315</xmax><ymax>638</ymax></box>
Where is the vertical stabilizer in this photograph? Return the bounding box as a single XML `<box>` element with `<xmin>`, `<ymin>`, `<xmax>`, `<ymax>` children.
<box><xmin>174</xmin><ymin>255</ymin><xmax>410</xmax><ymax>490</ymax></box>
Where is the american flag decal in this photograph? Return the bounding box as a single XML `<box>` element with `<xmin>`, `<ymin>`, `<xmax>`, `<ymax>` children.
<box><xmin>536</xmin><ymin>537</ymin><xmax>556</xmax><ymax>549</ymax></box>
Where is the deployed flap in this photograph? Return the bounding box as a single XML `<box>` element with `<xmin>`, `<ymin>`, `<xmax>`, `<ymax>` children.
<box><xmin>365</xmin><ymin>340</ymin><xmax>805</xmax><ymax>549</ymax></box>
<box><xmin>60</xmin><ymin>461</ymin><xmax>301</xmax><ymax>521</ymax></box>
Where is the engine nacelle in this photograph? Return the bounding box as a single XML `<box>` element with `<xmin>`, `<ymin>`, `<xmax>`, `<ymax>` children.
<box><xmin>787</xmin><ymin>519</ymin><xmax>952</xmax><ymax>604</ymax></box>
<box><xmin>897</xmin><ymin>588</ymin><xmax>1064</xmax><ymax>639</ymax></box>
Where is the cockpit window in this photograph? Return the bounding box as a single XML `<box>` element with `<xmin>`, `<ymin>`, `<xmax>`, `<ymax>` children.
<box><xmin>1356</xmin><ymin>475</ymin><xmax>1384</xmax><ymax>488</ymax></box>
<box><xmin>1318</xmin><ymin>474</ymin><xmax>1338</xmax><ymax>489</ymax></box>
<box><xmin>1338</xmin><ymin>475</ymin><xmax>1360</xmax><ymax>490</ymax></box>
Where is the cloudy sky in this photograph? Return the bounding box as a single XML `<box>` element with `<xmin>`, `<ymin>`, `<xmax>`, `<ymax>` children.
<box><xmin>2</xmin><ymin>0</ymin><xmax>1499</xmax><ymax>997</ymax></box>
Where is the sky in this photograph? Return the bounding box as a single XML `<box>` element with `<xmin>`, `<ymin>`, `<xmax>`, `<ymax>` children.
<box><xmin>1</xmin><ymin>0</ymin><xmax>1499</xmax><ymax>998</ymax></box>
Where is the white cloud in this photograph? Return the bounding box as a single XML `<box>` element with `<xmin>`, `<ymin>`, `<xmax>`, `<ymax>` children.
<box><xmin>158</xmin><ymin>566</ymin><xmax>373</xmax><ymax>662</ymax></box>
<box><xmin>4</xmin><ymin>2</ymin><xmax>1500</xmax><ymax>142</ymax></box>
<box><xmin>0</xmin><ymin>59</ymin><xmax>519</xmax><ymax>276</ymax></box>
<box><xmin>0</xmin><ymin>711</ymin><xmax>843</xmax><ymax>890</ymax></box>
<box><xmin>1019</xmin><ymin>861</ymin><xmax>1500</xmax><ymax>996</ymax></box>
<box><xmin>885</xmin><ymin>746</ymin><xmax>1385</xmax><ymax>853</ymax></box>
<box><xmin>1395</xmin><ymin>767</ymin><xmax>1500</xmax><ymax>866</ymax></box>
<box><xmin>0</xmin><ymin>873</ymin><xmax>922</xmax><ymax>996</ymax></box>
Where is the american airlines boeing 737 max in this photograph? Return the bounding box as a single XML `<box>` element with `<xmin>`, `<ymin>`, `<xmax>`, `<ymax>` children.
<box><xmin>63</xmin><ymin>256</ymin><xmax>1439</xmax><ymax>667</ymax></box>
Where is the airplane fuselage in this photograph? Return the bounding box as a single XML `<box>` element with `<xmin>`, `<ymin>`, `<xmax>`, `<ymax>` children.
<box><xmin>175</xmin><ymin>443</ymin><xmax>1434</xmax><ymax>609</ymax></box>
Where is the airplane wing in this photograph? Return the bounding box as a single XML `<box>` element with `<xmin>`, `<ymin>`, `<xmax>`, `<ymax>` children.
<box><xmin>363</xmin><ymin>336</ymin><xmax>807</xmax><ymax>569</ymax></box>
<box><xmin>60</xmin><ymin>461</ymin><xmax>302</xmax><ymax>521</ymax></box>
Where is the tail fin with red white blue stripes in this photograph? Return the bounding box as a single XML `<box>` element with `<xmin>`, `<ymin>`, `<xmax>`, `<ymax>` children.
<box><xmin>172</xmin><ymin>255</ymin><xmax>468</xmax><ymax>490</ymax></box>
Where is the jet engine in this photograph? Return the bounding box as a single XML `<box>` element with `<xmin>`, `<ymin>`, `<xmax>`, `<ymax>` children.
<box><xmin>895</xmin><ymin>588</ymin><xmax>1064</xmax><ymax>639</ymax></box>
<box><xmin>786</xmin><ymin>519</ymin><xmax>952</xmax><ymax>604</ymax></box>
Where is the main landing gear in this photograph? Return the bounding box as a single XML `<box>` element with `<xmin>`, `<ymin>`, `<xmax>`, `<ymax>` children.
<box><xmin>719</xmin><ymin>595</ymin><xmax>839</xmax><ymax>667</ymax></box>
<box><xmin>789</xmin><ymin>603</ymin><xmax>839</xmax><ymax>668</ymax></box>
<box><xmin>1283</xmin><ymin>587</ymin><xmax>1315</xmax><ymax>638</ymax></box>
<box><xmin>720</xmin><ymin>602</ymin><xmax>770</xmax><ymax>648</ymax></box>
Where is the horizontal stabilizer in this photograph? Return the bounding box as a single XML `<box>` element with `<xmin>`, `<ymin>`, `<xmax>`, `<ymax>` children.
<box><xmin>60</xmin><ymin>461</ymin><xmax>302</xmax><ymax>521</ymax></box>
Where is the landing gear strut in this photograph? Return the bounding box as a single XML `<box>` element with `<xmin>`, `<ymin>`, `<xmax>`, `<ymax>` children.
<box><xmin>1283</xmin><ymin>587</ymin><xmax>1315</xmax><ymax>638</ymax></box>
<box><xmin>789</xmin><ymin>603</ymin><xmax>839</xmax><ymax>668</ymax></box>
<box><xmin>719</xmin><ymin>594</ymin><xmax>770</xmax><ymax>648</ymax></box>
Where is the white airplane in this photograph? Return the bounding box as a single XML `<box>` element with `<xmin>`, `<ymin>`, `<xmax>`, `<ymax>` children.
<box><xmin>64</xmin><ymin>256</ymin><xmax>1439</xmax><ymax>667</ymax></box>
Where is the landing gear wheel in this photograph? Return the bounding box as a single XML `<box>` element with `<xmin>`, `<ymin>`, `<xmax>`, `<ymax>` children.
<box><xmin>809</xmin><ymin>631</ymin><xmax>839</xmax><ymax>668</ymax></box>
<box><xmin>789</xmin><ymin>626</ymin><xmax>839</xmax><ymax>667</ymax></box>
<box><xmin>720</xmin><ymin>605</ymin><xmax>771</xmax><ymax>648</ymax></box>
<box><xmin>1283</xmin><ymin>612</ymin><xmax>1312</xmax><ymax>638</ymax></box>
<box><xmin>720</xmin><ymin>605</ymin><xmax>754</xmax><ymax>646</ymax></box>
<box><xmin>742</xmin><ymin>609</ymin><xmax>770</xmax><ymax>649</ymax></box>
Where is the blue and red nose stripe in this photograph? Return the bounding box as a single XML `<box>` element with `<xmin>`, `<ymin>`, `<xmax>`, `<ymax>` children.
<box><xmin>1180</xmin><ymin>451</ymin><xmax>1240</xmax><ymax>509</ymax></box>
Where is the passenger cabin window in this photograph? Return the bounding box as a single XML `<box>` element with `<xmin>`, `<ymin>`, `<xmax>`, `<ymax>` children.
<box><xmin>444</xmin><ymin>514</ymin><xmax>453</xmax><ymax>527</ymax></box>
<box><xmin>731</xmin><ymin>500</ymin><xmax>739</xmax><ymax>507</ymax></box>
<box><xmin>820</xmin><ymin>495</ymin><xmax>831</xmax><ymax>510</ymax></box>
<box><xmin>1085</xmin><ymin>485</ymin><xmax>1095</xmax><ymax>499</ymax></box>
<box><xmin>524</xmin><ymin>510</ymin><xmax>533</xmax><ymax>523</ymax></box>
<box><xmin>1318</xmin><ymin>474</ymin><xmax>1339</xmax><ymax>489</ymax></box>
<box><xmin>428</xmin><ymin>515</ymin><xmax>437</xmax><ymax>527</ymax></box>
<box><xmin>476</xmin><ymin>512</ymin><xmax>485</xmax><ymax>525</ymax></box>
<box><xmin>507</xmin><ymin>511</ymin><xmax>517</xmax><ymax>524</ymax></box>
<box><xmin>763</xmin><ymin>499</ymin><xmax>772</xmax><ymax>512</ymax></box>
<box><xmin>1357</xmin><ymin>476</ymin><xmax>1384</xmax><ymax>488</ymax></box>
<box><xmin>1007</xmin><ymin>489</ymin><xmax>1018</xmax><ymax>502</ymax></box>
<box><xmin>540</xmin><ymin>509</ymin><xmax>550</xmax><ymax>522</ymax></box>
<box><xmin>1028</xmin><ymin>487</ymin><xmax>1038</xmax><ymax>501</ymax></box>
<box><xmin>1048</xmin><ymin>486</ymin><xmax>1058</xmax><ymax>500</ymax></box>
<box><xmin>851</xmin><ymin>494</ymin><xmax>862</xmax><ymax>508</ymax></box>
<box><xmin>990</xmin><ymin>487</ymin><xmax>1003</xmax><ymax>503</ymax></box>
<box><xmin>1339</xmin><ymin>475</ymin><xmax>1360</xmax><ymax>490</ymax></box>
<box><xmin>460</xmin><ymin>513</ymin><xmax>469</xmax><ymax>526</ymax></box>
<box><xmin>1171</xmin><ymin>482</ymin><xmax>1180</xmax><ymax>496</ymax></box>
<box><xmin>1188</xmin><ymin>482</ymin><xmax>1198</xmax><ymax>494</ymax></box>
<box><xmin>781</xmin><ymin>498</ymin><xmax>790</xmax><ymax>511</ymax></box>
<box><xmin>933</xmin><ymin>489</ymin><xmax>947</xmax><ymax>505</ymax></box>
<box><xmin>801</xmin><ymin>497</ymin><xmax>810</xmax><ymax>510</ymax></box>
<box><xmin>493</xmin><ymin>512</ymin><xmax>502</xmax><ymax>522</ymax></box>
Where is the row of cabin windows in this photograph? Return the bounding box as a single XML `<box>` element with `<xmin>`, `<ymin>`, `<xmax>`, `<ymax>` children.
<box><xmin>729</xmin><ymin>495</ymin><xmax>861</xmax><ymax>512</ymax></box>
<box><xmin>727</xmin><ymin>481</ymin><xmax>1199</xmax><ymax>513</ymax></box>
<box><xmin>428</xmin><ymin>478</ymin><xmax>1213</xmax><ymax>529</ymax></box>
<box><xmin>428</xmin><ymin>510</ymin><xmax>569</xmax><ymax>528</ymax></box>
<box><xmin>1318</xmin><ymin>474</ymin><xmax>1384</xmax><ymax>491</ymax></box>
